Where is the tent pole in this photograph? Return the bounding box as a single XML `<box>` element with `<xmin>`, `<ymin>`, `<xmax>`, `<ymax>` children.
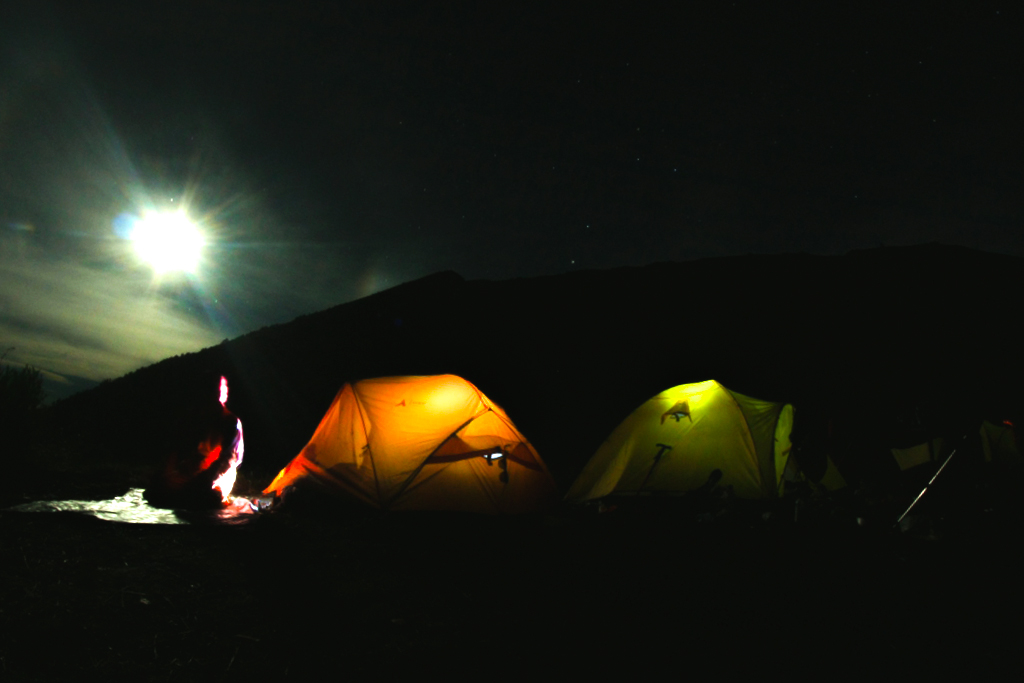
<box><xmin>636</xmin><ymin>443</ymin><xmax>673</xmax><ymax>494</ymax></box>
<box><xmin>893</xmin><ymin>434</ymin><xmax>964</xmax><ymax>529</ymax></box>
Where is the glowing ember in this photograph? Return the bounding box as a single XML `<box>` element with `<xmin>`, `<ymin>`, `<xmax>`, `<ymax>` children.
<box><xmin>211</xmin><ymin>418</ymin><xmax>244</xmax><ymax>501</ymax></box>
<box><xmin>198</xmin><ymin>444</ymin><xmax>222</xmax><ymax>472</ymax></box>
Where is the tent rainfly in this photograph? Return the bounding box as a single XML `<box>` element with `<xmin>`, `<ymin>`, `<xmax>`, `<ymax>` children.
<box><xmin>264</xmin><ymin>375</ymin><xmax>558</xmax><ymax>514</ymax></box>
<box><xmin>567</xmin><ymin>379</ymin><xmax>816</xmax><ymax>502</ymax></box>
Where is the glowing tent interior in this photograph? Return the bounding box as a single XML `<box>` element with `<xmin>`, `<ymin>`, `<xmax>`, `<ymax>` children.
<box><xmin>264</xmin><ymin>375</ymin><xmax>558</xmax><ymax>514</ymax></box>
<box><xmin>566</xmin><ymin>379</ymin><xmax>843</xmax><ymax>503</ymax></box>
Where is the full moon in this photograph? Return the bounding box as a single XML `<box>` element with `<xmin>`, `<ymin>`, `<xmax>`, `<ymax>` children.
<box><xmin>129</xmin><ymin>210</ymin><xmax>205</xmax><ymax>274</ymax></box>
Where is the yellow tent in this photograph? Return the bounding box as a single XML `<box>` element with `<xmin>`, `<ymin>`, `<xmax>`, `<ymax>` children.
<box><xmin>264</xmin><ymin>375</ymin><xmax>557</xmax><ymax>514</ymax></box>
<box><xmin>567</xmin><ymin>380</ymin><xmax>804</xmax><ymax>502</ymax></box>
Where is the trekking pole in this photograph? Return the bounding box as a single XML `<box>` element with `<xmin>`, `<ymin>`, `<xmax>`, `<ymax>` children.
<box><xmin>893</xmin><ymin>432</ymin><xmax>966</xmax><ymax>529</ymax></box>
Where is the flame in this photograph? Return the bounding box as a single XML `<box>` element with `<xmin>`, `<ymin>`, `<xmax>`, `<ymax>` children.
<box><xmin>219</xmin><ymin>376</ymin><xmax>229</xmax><ymax>406</ymax></box>
<box><xmin>211</xmin><ymin>418</ymin><xmax>245</xmax><ymax>502</ymax></box>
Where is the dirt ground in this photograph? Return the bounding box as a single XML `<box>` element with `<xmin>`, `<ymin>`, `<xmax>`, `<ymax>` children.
<box><xmin>2</xmin><ymin>466</ymin><xmax>1022</xmax><ymax>681</ymax></box>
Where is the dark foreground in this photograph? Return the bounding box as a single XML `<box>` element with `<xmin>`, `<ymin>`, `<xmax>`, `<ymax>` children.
<box><xmin>2</xmin><ymin>470</ymin><xmax>1021</xmax><ymax>681</ymax></box>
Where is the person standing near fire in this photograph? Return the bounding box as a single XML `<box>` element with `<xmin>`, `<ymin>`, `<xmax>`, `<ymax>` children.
<box><xmin>144</xmin><ymin>376</ymin><xmax>243</xmax><ymax>509</ymax></box>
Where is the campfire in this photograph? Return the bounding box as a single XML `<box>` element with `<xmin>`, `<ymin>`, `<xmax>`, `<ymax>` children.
<box><xmin>211</xmin><ymin>377</ymin><xmax>245</xmax><ymax>502</ymax></box>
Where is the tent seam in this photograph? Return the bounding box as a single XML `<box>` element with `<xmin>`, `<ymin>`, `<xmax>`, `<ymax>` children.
<box><xmin>386</xmin><ymin>407</ymin><xmax>493</xmax><ymax>507</ymax></box>
<box><xmin>352</xmin><ymin>384</ymin><xmax>383</xmax><ymax>509</ymax></box>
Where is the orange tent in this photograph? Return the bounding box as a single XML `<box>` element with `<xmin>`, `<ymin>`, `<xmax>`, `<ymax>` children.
<box><xmin>264</xmin><ymin>375</ymin><xmax>557</xmax><ymax>514</ymax></box>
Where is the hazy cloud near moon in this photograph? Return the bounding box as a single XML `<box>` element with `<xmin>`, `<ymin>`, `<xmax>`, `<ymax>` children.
<box><xmin>0</xmin><ymin>225</ymin><xmax>411</xmax><ymax>400</ymax></box>
<box><xmin>0</xmin><ymin>230</ymin><xmax>223</xmax><ymax>392</ymax></box>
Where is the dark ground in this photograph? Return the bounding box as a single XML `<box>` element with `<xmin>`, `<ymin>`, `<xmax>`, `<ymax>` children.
<box><xmin>2</xmin><ymin>460</ymin><xmax>1022</xmax><ymax>681</ymax></box>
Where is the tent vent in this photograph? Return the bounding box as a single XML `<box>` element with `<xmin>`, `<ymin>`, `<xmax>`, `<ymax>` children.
<box><xmin>662</xmin><ymin>400</ymin><xmax>691</xmax><ymax>424</ymax></box>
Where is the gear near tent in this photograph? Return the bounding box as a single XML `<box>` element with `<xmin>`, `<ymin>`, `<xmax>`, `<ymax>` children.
<box><xmin>566</xmin><ymin>379</ymin><xmax>842</xmax><ymax>502</ymax></box>
<box><xmin>264</xmin><ymin>375</ymin><xmax>558</xmax><ymax>514</ymax></box>
<box><xmin>892</xmin><ymin>420</ymin><xmax>1022</xmax><ymax>473</ymax></box>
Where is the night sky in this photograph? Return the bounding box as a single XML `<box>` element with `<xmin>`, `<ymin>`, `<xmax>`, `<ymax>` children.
<box><xmin>1</xmin><ymin>1</ymin><xmax>1021</xmax><ymax>400</ymax></box>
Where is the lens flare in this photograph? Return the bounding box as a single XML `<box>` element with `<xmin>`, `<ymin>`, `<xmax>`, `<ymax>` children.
<box><xmin>130</xmin><ymin>210</ymin><xmax>205</xmax><ymax>274</ymax></box>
